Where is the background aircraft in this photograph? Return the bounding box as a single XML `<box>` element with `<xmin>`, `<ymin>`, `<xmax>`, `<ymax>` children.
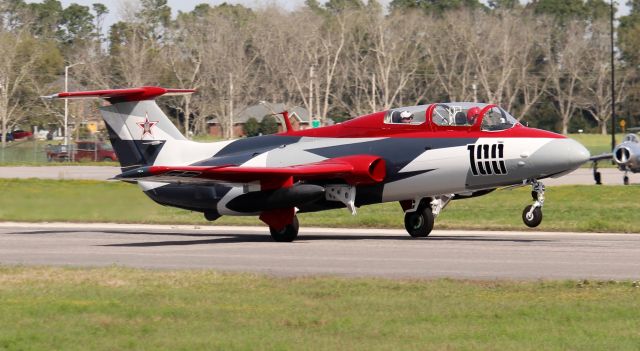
<box><xmin>47</xmin><ymin>86</ymin><xmax>590</xmax><ymax>242</ymax></box>
<box><xmin>591</xmin><ymin>128</ymin><xmax>640</xmax><ymax>185</ymax></box>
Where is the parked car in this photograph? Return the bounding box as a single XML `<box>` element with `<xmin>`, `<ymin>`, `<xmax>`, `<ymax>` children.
<box><xmin>46</xmin><ymin>140</ymin><xmax>118</xmax><ymax>162</ymax></box>
<box><xmin>11</xmin><ymin>130</ymin><xmax>33</xmax><ymax>140</ymax></box>
<box><xmin>4</xmin><ymin>133</ymin><xmax>14</xmax><ymax>142</ymax></box>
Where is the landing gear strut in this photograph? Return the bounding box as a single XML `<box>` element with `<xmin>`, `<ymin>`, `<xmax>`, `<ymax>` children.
<box><xmin>522</xmin><ymin>180</ymin><xmax>544</xmax><ymax>228</ymax></box>
<box><xmin>624</xmin><ymin>171</ymin><xmax>630</xmax><ymax>185</ymax></box>
<box><xmin>592</xmin><ymin>161</ymin><xmax>602</xmax><ymax>185</ymax></box>
<box><xmin>402</xmin><ymin>195</ymin><xmax>453</xmax><ymax>238</ymax></box>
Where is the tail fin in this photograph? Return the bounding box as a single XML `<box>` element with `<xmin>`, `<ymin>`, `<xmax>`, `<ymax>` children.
<box><xmin>45</xmin><ymin>86</ymin><xmax>195</xmax><ymax>171</ymax></box>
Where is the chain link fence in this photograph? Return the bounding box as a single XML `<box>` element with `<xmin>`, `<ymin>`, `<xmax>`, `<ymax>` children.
<box><xmin>0</xmin><ymin>137</ymin><xmax>116</xmax><ymax>165</ymax></box>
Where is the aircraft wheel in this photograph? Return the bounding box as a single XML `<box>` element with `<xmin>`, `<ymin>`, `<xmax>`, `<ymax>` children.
<box><xmin>594</xmin><ymin>171</ymin><xmax>602</xmax><ymax>185</ymax></box>
<box><xmin>522</xmin><ymin>205</ymin><xmax>543</xmax><ymax>228</ymax></box>
<box><xmin>624</xmin><ymin>176</ymin><xmax>629</xmax><ymax>185</ymax></box>
<box><xmin>269</xmin><ymin>216</ymin><xmax>299</xmax><ymax>242</ymax></box>
<box><xmin>404</xmin><ymin>208</ymin><xmax>434</xmax><ymax>238</ymax></box>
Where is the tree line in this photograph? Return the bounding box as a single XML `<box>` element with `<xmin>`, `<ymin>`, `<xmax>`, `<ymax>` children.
<box><xmin>2</xmin><ymin>0</ymin><xmax>640</xmax><ymax>146</ymax></box>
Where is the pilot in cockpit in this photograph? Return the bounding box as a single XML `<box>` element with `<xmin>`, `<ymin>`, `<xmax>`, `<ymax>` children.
<box><xmin>467</xmin><ymin>107</ymin><xmax>481</xmax><ymax>125</ymax></box>
<box><xmin>400</xmin><ymin>110</ymin><xmax>414</xmax><ymax>123</ymax></box>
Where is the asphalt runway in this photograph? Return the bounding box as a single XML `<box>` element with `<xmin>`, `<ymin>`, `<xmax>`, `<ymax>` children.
<box><xmin>1</xmin><ymin>222</ymin><xmax>639</xmax><ymax>280</ymax></box>
<box><xmin>0</xmin><ymin>166</ymin><xmax>637</xmax><ymax>185</ymax></box>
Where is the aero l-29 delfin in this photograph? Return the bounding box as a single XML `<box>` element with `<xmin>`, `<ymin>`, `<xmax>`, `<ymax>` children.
<box><xmin>591</xmin><ymin>128</ymin><xmax>640</xmax><ymax>185</ymax></box>
<box><xmin>46</xmin><ymin>87</ymin><xmax>590</xmax><ymax>241</ymax></box>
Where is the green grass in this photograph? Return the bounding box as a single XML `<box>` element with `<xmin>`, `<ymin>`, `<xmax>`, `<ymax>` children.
<box><xmin>1</xmin><ymin>178</ymin><xmax>639</xmax><ymax>232</ymax></box>
<box><xmin>0</xmin><ymin>266</ymin><xmax>639</xmax><ymax>350</ymax></box>
<box><xmin>568</xmin><ymin>133</ymin><xmax>623</xmax><ymax>156</ymax></box>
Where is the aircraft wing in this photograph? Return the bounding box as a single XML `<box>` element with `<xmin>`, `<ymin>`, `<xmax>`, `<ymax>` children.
<box><xmin>115</xmin><ymin>155</ymin><xmax>386</xmax><ymax>188</ymax></box>
<box><xmin>590</xmin><ymin>153</ymin><xmax>613</xmax><ymax>162</ymax></box>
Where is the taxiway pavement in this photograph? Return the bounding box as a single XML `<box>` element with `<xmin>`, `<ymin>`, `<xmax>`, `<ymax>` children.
<box><xmin>1</xmin><ymin>222</ymin><xmax>638</xmax><ymax>280</ymax></box>
<box><xmin>0</xmin><ymin>166</ymin><xmax>636</xmax><ymax>186</ymax></box>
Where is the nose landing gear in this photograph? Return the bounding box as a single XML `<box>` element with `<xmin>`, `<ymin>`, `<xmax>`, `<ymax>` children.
<box><xmin>522</xmin><ymin>180</ymin><xmax>544</xmax><ymax>228</ymax></box>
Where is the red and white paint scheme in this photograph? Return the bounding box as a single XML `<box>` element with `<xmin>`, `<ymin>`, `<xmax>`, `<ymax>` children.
<box><xmin>46</xmin><ymin>86</ymin><xmax>590</xmax><ymax>241</ymax></box>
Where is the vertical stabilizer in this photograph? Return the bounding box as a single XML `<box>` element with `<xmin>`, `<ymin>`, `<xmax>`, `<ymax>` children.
<box><xmin>44</xmin><ymin>86</ymin><xmax>195</xmax><ymax>170</ymax></box>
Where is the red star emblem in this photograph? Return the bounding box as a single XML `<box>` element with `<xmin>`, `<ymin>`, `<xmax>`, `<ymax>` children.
<box><xmin>137</xmin><ymin>114</ymin><xmax>158</xmax><ymax>139</ymax></box>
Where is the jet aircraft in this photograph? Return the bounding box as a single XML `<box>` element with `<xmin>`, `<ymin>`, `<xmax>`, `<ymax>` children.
<box><xmin>46</xmin><ymin>86</ymin><xmax>590</xmax><ymax>241</ymax></box>
<box><xmin>591</xmin><ymin>129</ymin><xmax>640</xmax><ymax>185</ymax></box>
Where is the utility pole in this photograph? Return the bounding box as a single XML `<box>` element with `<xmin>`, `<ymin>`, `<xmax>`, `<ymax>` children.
<box><xmin>610</xmin><ymin>0</ymin><xmax>616</xmax><ymax>151</ymax></box>
<box><xmin>371</xmin><ymin>73</ymin><xmax>376</xmax><ymax>111</ymax></box>
<box><xmin>472</xmin><ymin>74</ymin><xmax>478</xmax><ymax>102</ymax></box>
<box><xmin>64</xmin><ymin>62</ymin><xmax>84</xmax><ymax>148</ymax></box>
<box><xmin>315</xmin><ymin>69</ymin><xmax>321</xmax><ymax>124</ymax></box>
<box><xmin>309</xmin><ymin>65</ymin><xmax>314</xmax><ymax>122</ymax></box>
<box><xmin>229</xmin><ymin>73</ymin><xmax>234</xmax><ymax>139</ymax></box>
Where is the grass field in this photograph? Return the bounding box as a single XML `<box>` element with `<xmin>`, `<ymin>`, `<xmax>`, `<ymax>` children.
<box><xmin>0</xmin><ymin>178</ymin><xmax>639</xmax><ymax>232</ymax></box>
<box><xmin>0</xmin><ymin>266</ymin><xmax>639</xmax><ymax>350</ymax></box>
<box><xmin>567</xmin><ymin>133</ymin><xmax>622</xmax><ymax>156</ymax></box>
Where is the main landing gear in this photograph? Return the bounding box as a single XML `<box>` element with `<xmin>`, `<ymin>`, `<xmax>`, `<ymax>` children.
<box><xmin>269</xmin><ymin>216</ymin><xmax>299</xmax><ymax>242</ymax></box>
<box><xmin>260</xmin><ymin>208</ymin><xmax>299</xmax><ymax>242</ymax></box>
<box><xmin>401</xmin><ymin>195</ymin><xmax>453</xmax><ymax>238</ymax></box>
<box><xmin>522</xmin><ymin>180</ymin><xmax>544</xmax><ymax>228</ymax></box>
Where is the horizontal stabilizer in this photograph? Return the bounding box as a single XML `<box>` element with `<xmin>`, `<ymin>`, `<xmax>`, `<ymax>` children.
<box><xmin>115</xmin><ymin>155</ymin><xmax>386</xmax><ymax>187</ymax></box>
<box><xmin>42</xmin><ymin>86</ymin><xmax>195</xmax><ymax>103</ymax></box>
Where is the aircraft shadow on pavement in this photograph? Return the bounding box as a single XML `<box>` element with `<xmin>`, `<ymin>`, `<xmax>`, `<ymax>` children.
<box><xmin>7</xmin><ymin>230</ymin><xmax>550</xmax><ymax>247</ymax></box>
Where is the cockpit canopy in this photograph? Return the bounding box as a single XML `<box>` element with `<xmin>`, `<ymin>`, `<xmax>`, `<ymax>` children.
<box><xmin>384</xmin><ymin>102</ymin><xmax>519</xmax><ymax>132</ymax></box>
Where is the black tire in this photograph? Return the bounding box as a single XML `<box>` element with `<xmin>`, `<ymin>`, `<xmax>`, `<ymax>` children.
<box><xmin>269</xmin><ymin>216</ymin><xmax>299</xmax><ymax>242</ymax></box>
<box><xmin>404</xmin><ymin>208</ymin><xmax>434</xmax><ymax>237</ymax></box>
<box><xmin>522</xmin><ymin>205</ymin><xmax>543</xmax><ymax>228</ymax></box>
<box><xmin>624</xmin><ymin>176</ymin><xmax>629</xmax><ymax>185</ymax></box>
<box><xmin>594</xmin><ymin>171</ymin><xmax>602</xmax><ymax>185</ymax></box>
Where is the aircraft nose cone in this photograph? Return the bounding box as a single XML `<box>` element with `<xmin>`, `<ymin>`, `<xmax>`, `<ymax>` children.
<box><xmin>565</xmin><ymin>138</ymin><xmax>591</xmax><ymax>168</ymax></box>
<box><xmin>527</xmin><ymin>138</ymin><xmax>590</xmax><ymax>177</ymax></box>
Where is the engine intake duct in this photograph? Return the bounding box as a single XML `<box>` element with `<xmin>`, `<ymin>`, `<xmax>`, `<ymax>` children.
<box><xmin>613</xmin><ymin>143</ymin><xmax>640</xmax><ymax>170</ymax></box>
<box><xmin>226</xmin><ymin>184</ymin><xmax>325</xmax><ymax>213</ymax></box>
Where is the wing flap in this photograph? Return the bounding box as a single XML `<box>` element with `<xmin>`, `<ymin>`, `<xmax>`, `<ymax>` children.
<box><xmin>116</xmin><ymin>155</ymin><xmax>386</xmax><ymax>187</ymax></box>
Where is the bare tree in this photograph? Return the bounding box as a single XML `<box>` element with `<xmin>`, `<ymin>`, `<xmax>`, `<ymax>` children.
<box><xmin>579</xmin><ymin>20</ymin><xmax>632</xmax><ymax>134</ymax></box>
<box><xmin>546</xmin><ymin>21</ymin><xmax>591</xmax><ymax>134</ymax></box>
<box><xmin>367</xmin><ymin>11</ymin><xmax>423</xmax><ymax>109</ymax></box>
<box><xmin>163</xmin><ymin>13</ymin><xmax>206</xmax><ymax>137</ymax></box>
<box><xmin>422</xmin><ymin>11</ymin><xmax>476</xmax><ymax>102</ymax></box>
<box><xmin>0</xmin><ymin>26</ymin><xmax>43</xmax><ymax>148</ymax></box>
<box><xmin>471</xmin><ymin>10</ymin><xmax>550</xmax><ymax>119</ymax></box>
<box><xmin>182</xmin><ymin>10</ymin><xmax>261</xmax><ymax>138</ymax></box>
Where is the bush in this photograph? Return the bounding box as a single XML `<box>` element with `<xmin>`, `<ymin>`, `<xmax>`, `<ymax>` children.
<box><xmin>243</xmin><ymin>117</ymin><xmax>260</xmax><ymax>137</ymax></box>
<box><xmin>259</xmin><ymin>115</ymin><xmax>279</xmax><ymax>135</ymax></box>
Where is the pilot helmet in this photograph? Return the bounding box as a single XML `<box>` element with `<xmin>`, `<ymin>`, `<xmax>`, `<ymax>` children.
<box><xmin>467</xmin><ymin>107</ymin><xmax>481</xmax><ymax>123</ymax></box>
<box><xmin>400</xmin><ymin>111</ymin><xmax>413</xmax><ymax>119</ymax></box>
